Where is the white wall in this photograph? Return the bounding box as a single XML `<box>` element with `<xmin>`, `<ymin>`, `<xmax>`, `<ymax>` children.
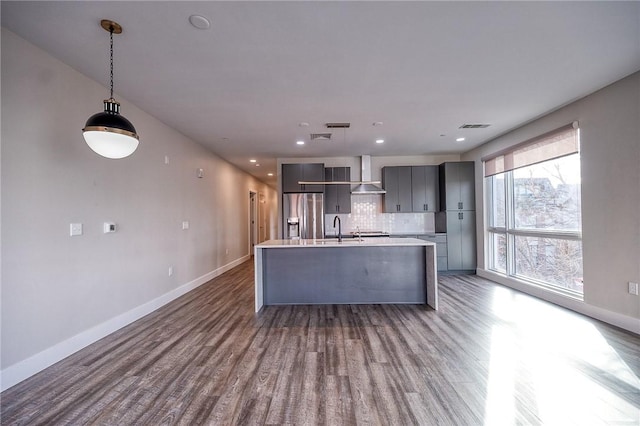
<box><xmin>0</xmin><ymin>28</ymin><xmax>277</xmax><ymax>390</ymax></box>
<box><xmin>462</xmin><ymin>72</ymin><xmax>640</xmax><ymax>329</ymax></box>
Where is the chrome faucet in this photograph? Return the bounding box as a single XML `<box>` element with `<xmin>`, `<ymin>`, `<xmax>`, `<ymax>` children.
<box><xmin>333</xmin><ymin>215</ymin><xmax>342</xmax><ymax>242</ymax></box>
<box><xmin>356</xmin><ymin>226</ymin><xmax>362</xmax><ymax>242</ymax></box>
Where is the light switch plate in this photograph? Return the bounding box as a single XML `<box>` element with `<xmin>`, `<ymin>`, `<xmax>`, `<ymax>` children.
<box><xmin>103</xmin><ymin>222</ymin><xmax>117</xmax><ymax>233</ymax></box>
<box><xmin>629</xmin><ymin>282</ymin><xmax>639</xmax><ymax>295</ymax></box>
<box><xmin>182</xmin><ymin>220</ymin><xmax>189</xmax><ymax>230</ymax></box>
<box><xmin>70</xmin><ymin>223</ymin><xmax>83</xmax><ymax>236</ymax></box>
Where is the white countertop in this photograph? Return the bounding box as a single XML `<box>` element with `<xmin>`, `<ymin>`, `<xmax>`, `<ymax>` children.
<box><xmin>256</xmin><ymin>237</ymin><xmax>435</xmax><ymax>248</ymax></box>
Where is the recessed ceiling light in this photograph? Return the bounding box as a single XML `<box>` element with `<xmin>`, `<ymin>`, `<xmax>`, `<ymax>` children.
<box><xmin>373</xmin><ymin>121</ymin><xmax>383</xmax><ymax>126</ymax></box>
<box><xmin>267</xmin><ymin>173</ymin><xmax>274</xmax><ymax>177</ymax></box>
<box><xmin>298</xmin><ymin>122</ymin><xmax>309</xmax><ymax>127</ymax></box>
<box><xmin>376</xmin><ymin>139</ymin><xmax>384</xmax><ymax>144</ymax></box>
<box><xmin>188</xmin><ymin>15</ymin><xmax>211</xmax><ymax>30</ymax></box>
<box><xmin>296</xmin><ymin>140</ymin><xmax>305</xmax><ymax>145</ymax></box>
<box><xmin>249</xmin><ymin>159</ymin><xmax>257</xmax><ymax>163</ymax></box>
<box><xmin>255</xmin><ymin>163</ymin><xmax>260</xmax><ymax>167</ymax></box>
<box><xmin>456</xmin><ymin>137</ymin><xmax>466</xmax><ymax>142</ymax></box>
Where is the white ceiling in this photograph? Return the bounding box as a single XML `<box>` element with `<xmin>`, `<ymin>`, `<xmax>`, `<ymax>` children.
<box><xmin>2</xmin><ymin>1</ymin><xmax>639</xmax><ymax>186</ymax></box>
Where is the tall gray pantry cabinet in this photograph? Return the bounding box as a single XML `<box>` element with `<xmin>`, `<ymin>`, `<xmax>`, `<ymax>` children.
<box><xmin>437</xmin><ymin>162</ymin><xmax>476</xmax><ymax>272</ymax></box>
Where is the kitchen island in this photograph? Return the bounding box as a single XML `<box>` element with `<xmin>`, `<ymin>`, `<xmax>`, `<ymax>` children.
<box><xmin>254</xmin><ymin>238</ymin><xmax>437</xmax><ymax>312</ymax></box>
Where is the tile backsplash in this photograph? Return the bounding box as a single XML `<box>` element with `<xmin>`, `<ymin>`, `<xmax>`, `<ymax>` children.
<box><xmin>325</xmin><ymin>194</ymin><xmax>435</xmax><ymax>236</ymax></box>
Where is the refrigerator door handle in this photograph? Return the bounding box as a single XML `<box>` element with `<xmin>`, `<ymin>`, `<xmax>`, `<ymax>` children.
<box><xmin>301</xmin><ymin>195</ymin><xmax>307</xmax><ymax>239</ymax></box>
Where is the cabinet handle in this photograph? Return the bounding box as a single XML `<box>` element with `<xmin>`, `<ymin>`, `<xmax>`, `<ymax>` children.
<box><xmin>397</xmin><ymin>205</ymin><xmax>400</xmax><ymax>212</ymax></box>
<box><xmin>458</xmin><ymin>202</ymin><xmax>463</xmax><ymax>209</ymax></box>
<box><xmin>425</xmin><ymin>203</ymin><xmax>428</xmax><ymax>211</ymax></box>
<box><xmin>458</xmin><ymin>212</ymin><xmax>463</xmax><ymax>220</ymax></box>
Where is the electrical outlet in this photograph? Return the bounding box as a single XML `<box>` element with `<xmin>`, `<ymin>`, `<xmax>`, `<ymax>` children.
<box><xmin>629</xmin><ymin>282</ymin><xmax>639</xmax><ymax>296</ymax></box>
<box><xmin>225</xmin><ymin>248</ymin><xmax>229</xmax><ymax>255</ymax></box>
<box><xmin>168</xmin><ymin>266</ymin><xmax>173</xmax><ymax>277</ymax></box>
<box><xmin>182</xmin><ymin>220</ymin><xmax>189</xmax><ymax>230</ymax></box>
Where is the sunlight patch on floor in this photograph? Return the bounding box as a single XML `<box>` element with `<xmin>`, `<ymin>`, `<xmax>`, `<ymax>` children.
<box><xmin>484</xmin><ymin>287</ymin><xmax>639</xmax><ymax>425</ymax></box>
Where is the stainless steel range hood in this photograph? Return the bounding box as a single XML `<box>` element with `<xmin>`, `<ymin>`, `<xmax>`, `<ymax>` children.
<box><xmin>296</xmin><ymin>155</ymin><xmax>386</xmax><ymax>194</ymax></box>
<box><xmin>351</xmin><ymin>155</ymin><xmax>385</xmax><ymax>195</ymax></box>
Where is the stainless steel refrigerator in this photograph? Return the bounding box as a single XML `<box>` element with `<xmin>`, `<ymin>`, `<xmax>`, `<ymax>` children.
<box><xmin>283</xmin><ymin>193</ymin><xmax>324</xmax><ymax>239</ymax></box>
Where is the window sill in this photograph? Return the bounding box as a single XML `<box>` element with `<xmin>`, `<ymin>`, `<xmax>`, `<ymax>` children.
<box><xmin>487</xmin><ymin>268</ymin><xmax>584</xmax><ymax>302</ymax></box>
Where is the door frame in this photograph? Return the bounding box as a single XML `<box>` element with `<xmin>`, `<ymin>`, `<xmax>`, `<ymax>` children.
<box><xmin>249</xmin><ymin>191</ymin><xmax>259</xmax><ymax>255</ymax></box>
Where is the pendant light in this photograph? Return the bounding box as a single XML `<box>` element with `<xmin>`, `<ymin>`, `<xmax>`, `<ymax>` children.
<box><xmin>83</xmin><ymin>20</ymin><xmax>139</xmax><ymax>159</ymax></box>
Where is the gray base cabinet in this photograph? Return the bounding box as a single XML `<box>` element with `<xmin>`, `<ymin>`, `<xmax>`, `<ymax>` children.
<box><xmin>418</xmin><ymin>234</ymin><xmax>448</xmax><ymax>271</ymax></box>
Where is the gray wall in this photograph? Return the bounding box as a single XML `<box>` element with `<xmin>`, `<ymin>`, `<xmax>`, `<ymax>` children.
<box><xmin>462</xmin><ymin>71</ymin><xmax>640</xmax><ymax>324</ymax></box>
<box><xmin>1</xmin><ymin>28</ymin><xmax>277</xmax><ymax>386</ymax></box>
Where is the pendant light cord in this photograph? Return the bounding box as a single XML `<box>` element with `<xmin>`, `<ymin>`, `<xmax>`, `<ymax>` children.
<box><xmin>109</xmin><ymin>26</ymin><xmax>114</xmax><ymax>99</ymax></box>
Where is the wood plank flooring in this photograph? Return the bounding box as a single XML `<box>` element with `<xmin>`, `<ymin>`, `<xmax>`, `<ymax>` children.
<box><xmin>2</xmin><ymin>260</ymin><xmax>639</xmax><ymax>425</ymax></box>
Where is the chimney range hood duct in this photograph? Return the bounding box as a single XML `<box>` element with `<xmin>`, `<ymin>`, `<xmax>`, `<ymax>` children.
<box><xmin>351</xmin><ymin>155</ymin><xmax>386</xmax><ymax>195</ymax></box>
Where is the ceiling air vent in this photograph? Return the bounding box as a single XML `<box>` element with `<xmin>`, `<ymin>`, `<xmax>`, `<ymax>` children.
<box><xmin>459</xmin><ymin>123</ymin><xmax>491</xmax><ymax>129</ymax></box>
<box><xmin>325</xmin><ymin>123</ymin><xmax>351</xmax><ymax>129</ymax></box>
<box><xmin>310</xmin><ymin>133</ymin><xmax>332</xmax><ymax>141</ymax></box>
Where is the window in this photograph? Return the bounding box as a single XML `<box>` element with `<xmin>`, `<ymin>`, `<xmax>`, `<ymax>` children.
<box><xmin>484</xmin><ymin>125</ymin><xmax>583</xmax><ymax>296</ymax></box>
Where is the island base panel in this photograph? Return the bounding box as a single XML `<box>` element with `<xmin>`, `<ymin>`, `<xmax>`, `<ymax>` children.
<box><xmin>262</xmin><ymin>246</ymin><xmax>427</xmax><ymax>305</ymax></box>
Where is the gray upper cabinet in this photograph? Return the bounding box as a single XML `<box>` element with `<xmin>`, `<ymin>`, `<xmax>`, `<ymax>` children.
<box><xmin>411</xmin><ymin>165</ymin><xmax>439</xmax><ymax>212</ymax></box>
<box><xmin>282</xmin><ymin>163</ymin><xmax>325</xmax><ymax>193</ymax></box>
<box><xmin>439</xmin><ymin>162</ymin><xmax>475</xmax><ymax>211</ymax></box>
<box><xmin>324</xmin><ymin>167</ymin><xmax>351</xmax><ymax>214</ymax></box>
<box><xmin>382</xmin><ymin>166</ymin><xmax>413</xmax><ymax>213</ymax></box>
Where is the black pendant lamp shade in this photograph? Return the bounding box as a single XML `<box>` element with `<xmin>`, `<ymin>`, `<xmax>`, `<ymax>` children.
<box><xmin>83</xmin><ymin>20</ymin><xmax>139</xmax><ymax>159</ymax></box>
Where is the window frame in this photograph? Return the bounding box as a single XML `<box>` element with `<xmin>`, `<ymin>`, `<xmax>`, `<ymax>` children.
<box><xmin>485</xmin><ymin>154</ymin><xmax>583</xmax><ymax>299</ymax></box>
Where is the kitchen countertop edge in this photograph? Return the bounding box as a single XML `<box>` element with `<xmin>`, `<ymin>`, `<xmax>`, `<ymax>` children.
<box><xmin>256</xmin><ymin>238</ymin><xmax>435</xmax><ymax>248</ymax></box>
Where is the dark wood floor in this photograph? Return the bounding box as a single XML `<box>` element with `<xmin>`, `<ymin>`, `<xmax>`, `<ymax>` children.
<box><xmin>2</xmin><ymin>260</ymin><xmax>639</xmax><ymax>425</ymax></box>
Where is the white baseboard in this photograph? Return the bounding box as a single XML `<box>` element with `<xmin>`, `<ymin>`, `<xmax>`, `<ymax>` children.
<box><xmin>477</xmin><ymin>269</ymin><xmax>640</xmax><ymax>334</ymax></box>
<box><xmin>0</xmin><ymin>255</ymin><xmax>250</xmax><ymax>392</ymax></box>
